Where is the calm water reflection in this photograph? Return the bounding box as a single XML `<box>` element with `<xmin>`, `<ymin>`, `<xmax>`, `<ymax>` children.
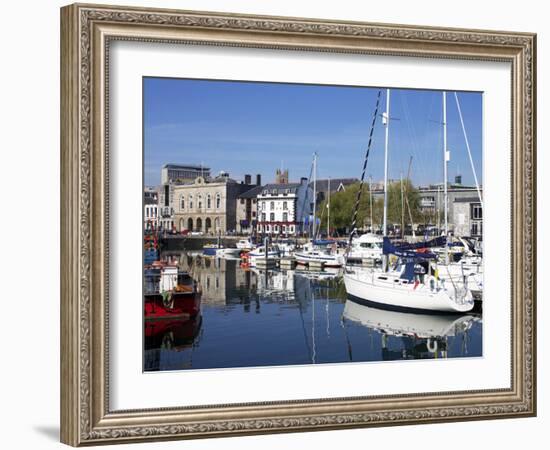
<box><xmin>144</xmin><ymin>253</ymin><xmax>482</xmax><ymax>371</ymax></box>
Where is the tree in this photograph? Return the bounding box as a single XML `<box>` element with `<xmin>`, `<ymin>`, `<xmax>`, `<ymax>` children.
<box><xmin>318</xmin><ymin>180</ymin><xmax>422</xmax><ymax>235</ymax></box>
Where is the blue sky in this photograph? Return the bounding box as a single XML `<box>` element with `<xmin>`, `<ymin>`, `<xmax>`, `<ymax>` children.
<box><xmin>144</xmin><ymin>77</ymin><xmax>482</xmax><ymax>188</ymax></box>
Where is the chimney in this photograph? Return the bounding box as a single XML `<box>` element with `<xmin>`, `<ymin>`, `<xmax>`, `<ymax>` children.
<box><xmin>256</xmin><ymin>174</ymin><xmax>262</xmax><ymax>186</ymax></box>
<box><xmin>244</xmin><ymin>174</ymin><xmax>252</xmax><ymax>185</ymax></box>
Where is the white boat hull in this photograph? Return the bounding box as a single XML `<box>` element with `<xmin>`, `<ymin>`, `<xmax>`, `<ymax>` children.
<box><xmin>344</xmin><ymin>268</ymin><xmax>474</xmax><ymax>314</ymax></box>
<box><xmin>294</xmin><ymin>252</ymin><xmax>345</xmax><ymax>267</ymax></box>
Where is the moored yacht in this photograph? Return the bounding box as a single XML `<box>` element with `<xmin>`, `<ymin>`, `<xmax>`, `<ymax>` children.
<box><xmin>295</xmin><ymin>240</ymin><xmax>345</xmax><ymax>267</ymax></box>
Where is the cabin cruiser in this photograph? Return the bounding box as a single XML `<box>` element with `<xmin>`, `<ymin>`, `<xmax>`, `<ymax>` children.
<box><xmin>346</xmin><ymin>233</ymin><xmax>383</xmax><ymax>263</ymax></box>
<box><xmin>294</xmin><ymin>240</ymin><xmax>345</xmax><ymax>267</ymax></box>
<box><xmin>247</xmin><ymin>245</ymin><xmax>281</xmax><ymax>266</ymax></box>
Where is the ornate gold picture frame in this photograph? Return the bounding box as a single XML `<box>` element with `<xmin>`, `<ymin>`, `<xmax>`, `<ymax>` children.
<box><xmin>60</xmin><ymin>3</ymin><xmax>536</xmax><ymax>446</ymax></box>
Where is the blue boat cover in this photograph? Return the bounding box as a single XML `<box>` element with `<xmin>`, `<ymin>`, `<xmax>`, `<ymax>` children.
<box><xmin>382</xmin><ymin>237</ymin><xmax>437</xmax><ymax>259</ymax></box>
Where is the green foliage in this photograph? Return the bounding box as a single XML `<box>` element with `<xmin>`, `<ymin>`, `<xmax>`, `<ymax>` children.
<box><xmin>319</xmin><ymin>180</ymin><xmax>422</xmax><ymax>233</ymax></box>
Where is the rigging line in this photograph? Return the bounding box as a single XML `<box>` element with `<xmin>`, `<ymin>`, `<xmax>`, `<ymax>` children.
<box><xmin>348</xmin><ymin>89</ymin><xmax>383</xmax><ymax>249</ymax></box>
<box><xmin>402</xmin><ymin>93</ymin><xmax>432</xmax><ymax>188</ymax></box>
<box><xmin>454</xmin><ymin>92</ymin><xmax>483</xmax><ymax>208</ymax></box>
<box><xmin>298</xmin><ymin>160</ymin><xmax>315</xmax><ymax>236</ymax></box>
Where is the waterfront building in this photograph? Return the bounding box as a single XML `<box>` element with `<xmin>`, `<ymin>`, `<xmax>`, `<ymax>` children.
<box><xmin>452</xmin><ymin>197</ymin><xmax>483</xmax><ymax>238</ymax></box>
<box><xmin>370</xmin><ymin>176</ymin><xmax>482</xmax><ymax>233</ymax></box>
<box><xmin>257</xmin><ymin>177</ymin><xmax>312</xmax><ymax>236</ymax></box>
<box><xmin>172</xmin><ymin>172</ymin><xmax>254</xmax><ymax>234</ymax></box>
<box><xmin>161</xmin><ymin>163</ymin><xmax>210</xmax><ymax>184</ymax></box>
<box><xmin>236</xmin><ymin>181</ymin><xmax>263</xmax><ymax>234</ymax></box>
<box><xmin>158</xmin><ymin>164</ymin><xmax>212</xmax><ymax>232</ymax></box>
<box><xmin>144</xmin><ymin>187</ymin><xmax>159</xmax><ymax>230</ymax></box>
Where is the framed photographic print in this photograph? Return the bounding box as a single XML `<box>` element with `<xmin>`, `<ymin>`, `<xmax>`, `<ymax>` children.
<box><xmin>60</xmin><ymin>3</ymin><xmax>536</xmax><ymax>446</ymax></box>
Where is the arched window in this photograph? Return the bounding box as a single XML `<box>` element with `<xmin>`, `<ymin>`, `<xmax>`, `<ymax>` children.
<box><xmin>216</xmin><ymin>193</ymin><xmax>221</xmax><ymax>209</ymax></box>
<box><xmin>180</xmin><ymin>195</ymin><xmax>185</xmax><ymax>210</ymax></box>
<box><xmin>198</xmin><ymin>194</ymin><xmax>203</xmax><ymax>210</ymax></box>
<box><xmin>207</xmin><ymin>194</ymin><xmax>212</xmax><ymax>209</ymax></box>
<box><xmin>189</xmin><ymin>194</ymin><xmax>193</xmax><ymax>209</ymax></box>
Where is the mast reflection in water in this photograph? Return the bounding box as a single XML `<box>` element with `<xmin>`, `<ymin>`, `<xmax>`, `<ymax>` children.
<box><xmin>144</xmin><ymin>253</ymin><xmax>482</xmax><ymax>372</ymax></box>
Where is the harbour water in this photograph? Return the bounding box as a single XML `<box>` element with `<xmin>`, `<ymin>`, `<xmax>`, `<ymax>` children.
<box><xmin>144</xmin><ymin>253</ymin><xmax>482</xmax><ymax>372</ymax></box>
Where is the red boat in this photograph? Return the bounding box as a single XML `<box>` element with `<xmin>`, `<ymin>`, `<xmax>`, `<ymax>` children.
<box><xmin>144</xmin><ymin>261</ymin><xmax>201</xmax><ymax>320</ymax></box>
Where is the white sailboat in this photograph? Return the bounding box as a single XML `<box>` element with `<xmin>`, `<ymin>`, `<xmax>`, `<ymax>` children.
<box><xmin>435</xmin><ymin>92</ymin><xmax>484</xmax><ymax>299</ymax></box>
<box><xmin>294</xmin><ymin>153</ymin><xmax>345</xmax><ymax>268</ymax></box>
<box><xmin>343</xmin><ymin>89</ymin><xmax>474</xmax><ymax>314</ymax></box>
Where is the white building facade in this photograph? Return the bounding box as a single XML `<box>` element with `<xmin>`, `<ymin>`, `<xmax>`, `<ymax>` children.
<box><xmin>257</xmin><ymin>178</ymin><xmax>312</xmax><ymax>236</ymax></box>
<box><xmin>144</xmin><ymin>188</ymin><xmax>159</xmax><ymax>230</ymax></box>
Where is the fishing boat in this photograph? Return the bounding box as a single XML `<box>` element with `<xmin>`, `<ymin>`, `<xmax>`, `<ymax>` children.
<box><xmin>144</xmin><ymin>260</ymin><xmax>201</xmax><ymax>320</ymax></box>
<box><xmin>343</xmin><ymin>88</ymin><xmax>473</xmax><ymax>314</ymax></box>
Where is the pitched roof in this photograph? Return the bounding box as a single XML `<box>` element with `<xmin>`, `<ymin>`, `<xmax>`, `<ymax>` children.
<box><xmin>259</xmin><ymin>183</ymin><xmax>302</xmax><ymax>195</ymax></box>
<box><xmin>238</xmin><ymin>185</ymin><xmax>265</xmax><ymax>198</ymax></box>
<box><xmin>311</xmin><ymin>178</ymin><xmax>358</xmax><ymax>192</ymax></box>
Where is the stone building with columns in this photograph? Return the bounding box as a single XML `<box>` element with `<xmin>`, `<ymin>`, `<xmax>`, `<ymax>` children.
<box><xmin>172</xmin><ymin>173</ymin><xmax>255</xmax><ymax>234</ymax></box>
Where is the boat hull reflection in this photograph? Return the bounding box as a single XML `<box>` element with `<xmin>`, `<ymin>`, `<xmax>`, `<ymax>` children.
<box><xmin>343</xmin><ymin>298</ymin><xmax>480</xmax><ymax>360</ymax></box>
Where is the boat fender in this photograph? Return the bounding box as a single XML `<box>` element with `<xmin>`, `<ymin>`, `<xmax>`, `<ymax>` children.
<box><xmin>426</xmin><ymin>338</ymin><xmax>438</xmax><ymax>353</ymax></box>
<box><xmin>427</xmin><ymin>275</ymin><xmax>437</xmax><ymax>291</ymax></box>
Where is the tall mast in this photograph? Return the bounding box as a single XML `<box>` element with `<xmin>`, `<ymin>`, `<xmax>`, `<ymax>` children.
<box><xmin>312</xmin><ymin>152</ymin><xmax>317</xmax><ymax>239</ymax></box>
<box><xmin>327</xmin><ymin>176</ymin><xmax>331</xmax><ymax>237</ymax></box>
<box><xmin>400</xmin><ymin>172</ymin><xmax>405</xmax><ymax>239</ymax></box>
<box><xmin>383</xmin><ymin>89</ymin><xmax>390</xmax><ymax>237</ymax></box>
<box><xmin>369</xmin><ymin>176</ymin><xmax>373</xmax><ymax>232</ymax></box>
<box><xmin>443</xmin><ymin>91</ymin><xmax>449</xmax><ymax>263</ymax></box>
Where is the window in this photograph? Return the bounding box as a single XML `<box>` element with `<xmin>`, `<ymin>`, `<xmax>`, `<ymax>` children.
<box><xmin>266</xmin><ymin>225</ymin><xmax>270</xmax><ymax>232</ymax></box>
<box><xmin>189</xmin><ymin>194</ymin><xmax>193</xmax><ymax>209</ymax></box>
<box><xmin>252</xmin><ymin>211</ymin><xmax>256</xmax><ymax>217</ymax></box>
<box><xmin>262</xmin><ymin>213</ymin><xmax>266</xmax><ymax>222</ymax></box>
<box><xmin>471</xmin><ymin>203</ymin><xmax>482</xmax><ymax>220</ymax></box>
<box><xmin>180</xmin><ymin>195</ymin><xmax>185</xmax><ymax>210</ymax></box>
<box><xmin>283</xmin><ymin>212</ymin><xmax>288</xmax><ymax>222</ymax></box>
<box><xmin>240</xmin><ymin>198</ymin><xmax>245</xmax><ymax>204</ymax></box>
<box><xmin>198</xmin><ymin>194</ymin><xmax>203</xmax><ymax>210</ymax></box>
<box><xmin>274</xmin><ymin>225</ymin><xmax>279</xmax><ymax>232</ymax></box>
<box><xmin>282</xmin><ymin>225</ymin><xmax>286</xmax><ymax>233</ymax></box>
<box><xmin>216</xmin><ymin>194</ymin><xmax>221</xmax><ymax>209</ymax></box>
<box><xmin>262</xmin><ymin>201</ymin><xmax>266</xmax><ymax>210</ymax></box>
<box><xmin>270</xmin><ymin>213</ymin><xmax>275</xmax><ymax>221</ymax></box>
<box><xmin>270</xmin><ymin>201</ymin><xmax>274</xmax><ymax>210</ymax></box>
<box><xmin>283</xmin><ymin>201</ymin><xmax>287</xmax><ymax>210</ymax></box>
<box><xmin>207</xmin><ymin>194</ymin><xmax>211</xmax><ymax>209</ymax></box>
